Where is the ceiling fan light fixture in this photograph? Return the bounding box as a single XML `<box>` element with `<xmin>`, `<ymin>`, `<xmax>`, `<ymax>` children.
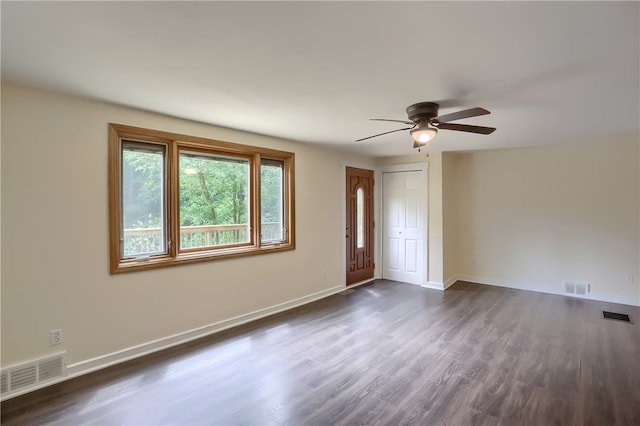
<box><xmin>356</xmin><ymin>102</ymin><xmax>495</xmax><ymax>147</ymax></box>
<box><xmin>410</xmin><ymin>125</ymin><xmax>438</xmax><ymax>143</ymax></box>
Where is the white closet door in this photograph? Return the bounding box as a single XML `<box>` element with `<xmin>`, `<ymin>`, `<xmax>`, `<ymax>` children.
<box><xmin>382</xmin><ymin>170</ymin><xmax>425</xmax><ymax>285</ymax></box>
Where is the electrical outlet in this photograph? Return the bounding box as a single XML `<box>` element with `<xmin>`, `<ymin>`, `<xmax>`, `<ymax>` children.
<box><xmin>49</xmin><ymin>329</ymin><xmax>63</xmax><ymax>346</ymax></box>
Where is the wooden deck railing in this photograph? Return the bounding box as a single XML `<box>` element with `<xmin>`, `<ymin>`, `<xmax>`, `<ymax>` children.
<box><xmin>124</xmin><ymin>223</ymin><xmax>282</xmax><ymax>255</ymax></box>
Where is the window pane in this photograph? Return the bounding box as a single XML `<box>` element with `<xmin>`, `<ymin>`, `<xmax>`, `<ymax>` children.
<box><xmin>122</xmin><ymin>143</ymin><xmax>166</xmax><ymax>257</ymax></box>
<box><xmin>179</xmin><ymin>152</ymin><xmax>250</xmax><ymax>249</ymax></box>
<box><xmin>261</xmin><ymin>159</ymin><xmax>284</xmax><ymax>242</ymax></box>
<box><xmin>356</xmin><ymin>187</ymin><xmax>364</xmax><ymax>248</ymax></box>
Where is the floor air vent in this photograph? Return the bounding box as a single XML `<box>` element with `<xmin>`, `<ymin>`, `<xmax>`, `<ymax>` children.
<box><xmin>602</xmin><ymin>311</ymin><xmax>633</xmax><ymax>323</ymax></box>
<box><xmin>1</xmin><ymin>353</ymin><xmax>66</xmax><ymax>397</ymax></box>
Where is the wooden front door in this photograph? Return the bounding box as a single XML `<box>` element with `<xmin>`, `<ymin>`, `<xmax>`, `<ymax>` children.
<box><xmin>346</xmin><ymin>167</ymin><xmax>374</xmax><ymax>285</ymax></box>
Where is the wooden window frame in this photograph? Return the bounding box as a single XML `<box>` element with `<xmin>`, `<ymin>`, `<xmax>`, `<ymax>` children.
<box><xmin>108</xmin><ymin>123</ymin><xmax>295</xmax><ymax>274</ymax></box>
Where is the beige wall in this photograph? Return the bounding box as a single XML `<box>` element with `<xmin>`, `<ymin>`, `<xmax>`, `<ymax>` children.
<box><xmin>376</xmin><ymin>138</ymin><xmax>639</xmax><ymax>307</ymax></box>
<box><xmin>3</xmin><ymin>82</ymin><xmax>638</xmax><ymax>378</ymax></box>
<box><xmin>451</xmin><ymin>139</ymin><xmax>640</xmax><ymax>306</ymax></box>
<box><xmin>1</xmin><ymin>84</ymin><xmax>375</xmax><ymax>368</ymax></box>
<box><xmin>442</xmin><ymin>152</ymin><xmax>458</xmax><ymax>283</ymax></box>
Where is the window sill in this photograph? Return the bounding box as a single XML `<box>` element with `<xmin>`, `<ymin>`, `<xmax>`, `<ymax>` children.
<box><xmin>111</xmin><ymin>243</ymin><xmax>295</xmax><ymax>274</ymax></box>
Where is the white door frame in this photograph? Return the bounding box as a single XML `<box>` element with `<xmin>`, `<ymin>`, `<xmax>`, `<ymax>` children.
<box><xmin>379</xmin><ymin>162</ymin><xmax>429</xmax><ymax>286</ymax></box>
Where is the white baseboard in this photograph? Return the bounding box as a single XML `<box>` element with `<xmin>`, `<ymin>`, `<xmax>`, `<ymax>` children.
<box><xmin>6</xmin><ymin>285</ymin><xmax>344</xmax><ymax>399</ymax></box>
<box><xmin>5</xmin><ymin>275</ymin><xmax>634</xmax><ymax>402</ymax></box>
<box><xmin>2</xmin><ymin>284</ymin><xmax>346</xmax><ymax>401</ymax></box>
<box><xmin>456</xmin><ymin>274</ymin><xmax>640</xmax><ymax>307</ymax></box>
<box><xmin>443</xmin><ymin>276</ymin><xmax>458</xmax><ymax>289</ymax></box>
<box><xmin>421</xmin><ymin>276</ymin><xmax>458</xmax><ymax>291</ymax></box>
<box><xmin>347</xmin><ymin>277</ymin><xmax>378</xmax><ymax>289</ymax></box>
<box><xmin>422</xmin><ymin>281</ymin><xmax>444</xmax><ymax>290</ymax></box>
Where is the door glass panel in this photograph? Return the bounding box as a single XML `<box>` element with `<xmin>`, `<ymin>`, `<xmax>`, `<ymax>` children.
<box><xmin>356</xmin><ymin>187</ymin><xmax>364</xmax><ymax>248</ymax></box>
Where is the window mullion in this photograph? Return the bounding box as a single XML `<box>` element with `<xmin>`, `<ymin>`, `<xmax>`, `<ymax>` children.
<box><xmin>285</xmin><ymin>156</ymin><xmax>295</xmax><ymax>246</ymax></box>
<box><xmin>168</xmin><ymin>141</ymin><xmax>179</xmax><ymax>258</ymax></box>
<box><xmin>253</xmin><ymin>154</ymin><xmax>262</xmax><ymax>247</ymax></box>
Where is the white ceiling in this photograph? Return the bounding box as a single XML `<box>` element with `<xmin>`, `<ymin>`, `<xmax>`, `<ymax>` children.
<box><xmin>2</xmin><ymin>1</ymin><xmax>638</xmax><ymax>157</ymax></box>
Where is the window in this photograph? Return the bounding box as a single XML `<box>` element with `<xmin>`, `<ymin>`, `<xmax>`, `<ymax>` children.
<box><xmin>109</xmin><ymin>124</ymin><xmax>295</xmax><ymax>273</ymax></box>
<box><xmin>179</xmin><ymin>152</ymin><xmax>250</xmax><ymax>250</ymax></box>
<box><xmin>122</xmin><ymin>142</ymin><xmax>167</xmax><ymax>257</ymax></box>
<box><xmin>260</xmin><ymin>159</ymin><xmax>285</xmax><ymax>243</ymax></box>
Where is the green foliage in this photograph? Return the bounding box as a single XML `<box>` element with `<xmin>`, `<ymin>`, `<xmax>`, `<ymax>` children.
<box><xmin>122</xmin><ymin>151</ymin><xmax>284</xmax><ymax>228</ymax></box>
<box><xmin>122</xmin><ymin>149</ymin><xmax>163</xmax><ymax>229</ymax></box>
<box><xmin>179</xmin><ymin>155</ymin><xmax>249</xmax><ymax>226</ymax></box>
<box><xmin>261</xmin><ymin>162</ymin><xmax>283</xmax><ymax>223</ymax></box>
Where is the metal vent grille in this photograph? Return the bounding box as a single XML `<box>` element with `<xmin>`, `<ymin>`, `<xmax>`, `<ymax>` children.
<box><xmin>39</xmin><ymin>356</ymin><xmax>64</xmax><ymax>381</ymax></box>
<box><xmin>603</xmin><ymin>311</ymin><xmax>633</xmax><ymax>323</ymax></box>
<box><xmin>0</xmin><ymin>371</ymin><xmax>8</xmax><ymax>394</ymax></box>
<box><xmin>10</xmin><ymin>363</ymin><xmax>38</xmax><ymax>390</ymax></box>
<box><xmin>563</xmin><ymin>282</ymin><xmax>589</xmax><ymax>297</ymax></box>
<box><xmin>1</xmin><ymin>352</ymin><xmax>66</xmax><ymax>396</ymax></box>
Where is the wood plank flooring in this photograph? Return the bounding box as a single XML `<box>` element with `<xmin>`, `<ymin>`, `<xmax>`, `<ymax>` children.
<box><xmin>2</xmin><ymin>280</ymin><xmax>640</xmax><ymax>425</ymax></box>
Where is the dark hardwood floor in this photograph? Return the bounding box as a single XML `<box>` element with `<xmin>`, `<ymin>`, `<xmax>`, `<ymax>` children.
<box><xmin>2</xmin><ymin>280</ymin><xmax>640</xmax><ymax>425</ymax></box>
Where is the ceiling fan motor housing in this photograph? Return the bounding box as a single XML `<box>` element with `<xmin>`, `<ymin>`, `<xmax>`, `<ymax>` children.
<box><xmin>406</xmin><ymin>102</ymin><xmax>439</xmax><ymax>123</ymax></box>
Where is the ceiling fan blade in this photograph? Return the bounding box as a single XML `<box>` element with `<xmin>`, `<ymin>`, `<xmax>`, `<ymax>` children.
<box><xmin>355</xmin><ymin>127</ymin><xmax>414</xmax><ymax>142</ymax></box>
<box><xmin>436</xmin><ymin>122</ymin><xmax>496</xmax><ymax>134</ymax></box>
<box><xmin>433</xmin><ymin>107</ymin><xmax>490</xmax><ymax>124</ymax></box>
<box><xmin>370</xmin><ymin>118</ymin><xmax>415</xmax><ymax>125</ymax></box>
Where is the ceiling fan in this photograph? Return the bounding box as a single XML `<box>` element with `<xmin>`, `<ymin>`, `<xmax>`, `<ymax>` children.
<box><xmin>356</xmin><ymin>102</ymin><xmax>496</xmax><ymax>148</ymax></box>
